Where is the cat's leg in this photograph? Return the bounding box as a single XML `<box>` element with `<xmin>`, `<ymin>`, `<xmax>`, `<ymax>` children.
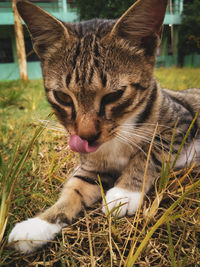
<box><xmin>102</xmin><ymin>157</ymin><xmax>157</xmax><ymax>217</ymax></box>
<box><xmin>8</xmin><ymin>177</ymin><xmax>101</xmax><ymax>253</ymax></box>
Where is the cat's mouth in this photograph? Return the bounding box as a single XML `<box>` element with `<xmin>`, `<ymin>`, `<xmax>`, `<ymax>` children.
<box><xmin>69</xmin><ymin>134</ymin><xmax>100</xmax><ymax>153</ymax></box>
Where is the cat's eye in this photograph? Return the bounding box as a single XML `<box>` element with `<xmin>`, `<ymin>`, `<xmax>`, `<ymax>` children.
<box><xmin>99</xmin><ymin>89</ymin><xmax>124</xmax><ymax>116</ymax></box>
<box><xmin>102</xmin><ymin>90</ymin><xmax>124</xmax><ymax>105</ymax></box>
<box><xmin>53</xmin><ymin>90</ymin><xmax>73</xmax><ymax>107</ymax></box>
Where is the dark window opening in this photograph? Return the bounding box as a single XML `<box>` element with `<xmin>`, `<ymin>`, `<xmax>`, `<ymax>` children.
<box><xmin>0</xmin><ymin>38</ymin><xmax>13</xmax><ymax>63</ymax></box>
<box><xmin>67</xmin><ymin>0</ymin><xmax>76</xmax><ymax>8</ymax></box>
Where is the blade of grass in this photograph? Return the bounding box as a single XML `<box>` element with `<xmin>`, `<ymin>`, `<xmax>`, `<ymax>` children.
<box><xmin>84</xmin><ymin>210</ymin><xmax>95</xmax><ymax>267</ymax></box>
<box><xmin>126</xmin><ymin>123</ymin><xmax>158</xmax><ymax>264</ymax></box>
<box><xmin>7</xmin><ymin>133</ymin><xmax>22</xmax><ymax>173</ymax></box>
<box><xmin>172</xmin><ymin>111</ymin><xmax>199</xmax><ymax>169</ymax></box>
<box><xmin>7</xmin><ymin>125</ymin><xmax>44</xmax><ymax>202</ymax></box>
<box><xmin>0</xmin><ymin>123</ymin><xmax>45</xmax><ymax>246</ymax></box>
<box><xmin>0</xmin><ymin>191</ymin><xmax>8</xmax><ymax>241</ymax></box>
<box><xmin>50</xmin><ymin>153</ymin><xmax>73</xmax><ymax>175</ymax></box>
<box><xmin>97</xmin><ymin>175</ymin><xmax>114</xmax><ymax>267</ymax></box>
<box><xmin>159</xmin><ymin>123</ymin><xmax>177</xmax><ymax>192</ymax></box>
<box><xmin>167</xmin><ymin>219</ymin><xmax>177</xmax><ymax>267</ymax></box>
<box><xmin>126</xmin><ymin>170</ymin><xmax>200</xmax><ymax>266</ymax></box>
<box><xmin>168</xmin><ymin>162</ymin><xmax>196</xmax><ymax>192</ymax></box>
<box><xmin>98</xmin><ymin>175</ymin><xmax>109</xmax><ymax>217</ymax></box>
<box><xmin>0</xmin><ymin>136</ymin><xmax>21</xmax><ymax>187</ymax></box>
<box><xmin>0</xmin><ymin>153</ymin><xmax>6</xmax><ymax>179</ymax></box>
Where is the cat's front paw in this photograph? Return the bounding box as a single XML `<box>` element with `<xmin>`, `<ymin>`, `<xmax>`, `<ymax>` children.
<box><xmin>102</xmin><ymin>187</ymin><xmax>142</xmax><ymax>217</ymax></box>
<box><xmin>8</xmin><ymin>217</ymin><xmax>62</xmax><ymax>253</ymax></box>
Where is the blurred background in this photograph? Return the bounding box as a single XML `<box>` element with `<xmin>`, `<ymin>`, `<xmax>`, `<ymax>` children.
<box><xmin>0</xmin><ymin>0</ymin><xmax>200</xmax><ymax>81</ymax></box>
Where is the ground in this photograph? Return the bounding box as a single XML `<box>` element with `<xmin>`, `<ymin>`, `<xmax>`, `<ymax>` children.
<box><xmin>0</xmin><ymin>68</ymin><xmax>200</xmax><ymax>266</ymax></box>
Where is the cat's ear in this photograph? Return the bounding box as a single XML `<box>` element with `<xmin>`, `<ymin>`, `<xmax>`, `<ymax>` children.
<box><xmin>110</xmin><ymin>0</ymin><xmax>168</xmax><ymax>42</ymax></box>
<box><xmin>16</xmin><ymin>0</ymin><xmax>70</xmax><ymax>59</ymax></box>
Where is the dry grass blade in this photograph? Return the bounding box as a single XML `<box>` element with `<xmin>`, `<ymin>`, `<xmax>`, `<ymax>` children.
<box><xmin>126</xmin><ymin>165</ymin><xmax>200</xmax><ymax>266</ymax></box>
<box><xmin>126</xmin><ymin>123</ymin><xmax>158</xmax><ymax>264</ymax></box>
<box><xmin>97</xmin><ymin>175</ymin><xmax>115</xmax><ymax>267</ymax></box>
<box><xmin>172</xmin><ymin>111</ymin><xmax>199</xmax><ymax>169</ymax></box>
<box><xmin>84</xmin><ymin>209</ymin><xmax>95</xmax><ymax>267</ymax></box>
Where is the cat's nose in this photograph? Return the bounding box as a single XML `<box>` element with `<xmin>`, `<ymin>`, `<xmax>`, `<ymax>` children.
<box><xmin>76</xmin><ymin>114</ymin><xmax>101</xmax><ymax>144</ymax></box>
<box><xmin>79</xmin><ymin>131</ymin><xmax>101</xmax><ymax>145</ymax></box>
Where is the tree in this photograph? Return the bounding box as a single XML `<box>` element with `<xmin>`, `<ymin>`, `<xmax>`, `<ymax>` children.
<box><xmin>74</xmin><ymin>0</ymin><xmax>136</xmax><ymax>20</ymax></box>
<box><xmin>178</xmin><ymin>0</ymin><xmax>200</xmax><ymax>65</ymax></box>
<box><xmin>12</xmin><ymin>0</ymin><xmax>28</xmax><ymax>82</ymax></box>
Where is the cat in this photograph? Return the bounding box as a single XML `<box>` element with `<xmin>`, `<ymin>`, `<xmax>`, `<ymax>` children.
<box><xmin>8</xmin><ymin>0</ymin><xmax>200</xmax><ymax>253</ymax></box>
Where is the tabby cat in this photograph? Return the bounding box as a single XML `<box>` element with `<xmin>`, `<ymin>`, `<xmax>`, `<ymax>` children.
<box><xmin>9</xmin><ymin>0</ymin><xmax>200</xmax><ymax>253</ymax></box>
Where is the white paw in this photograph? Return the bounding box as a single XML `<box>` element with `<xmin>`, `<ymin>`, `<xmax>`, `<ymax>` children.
<box><xmin>8</xmin><ymin>217</ymin><xmax>62</xmax><ymax>253</ymax></box>
<box><xmin>102</xmin><ymin>187</ymin><xmax>142</xmax><ymax>217</ymax></box>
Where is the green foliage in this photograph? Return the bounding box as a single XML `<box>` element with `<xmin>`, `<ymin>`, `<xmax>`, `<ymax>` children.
<box><xmin>178</xmin><ymin>0</ymin><xmax>200</xmax><ymax>64</ymax></box>
<box><xmin>154</xmin><ymin>68</ymin><xmax>200</xmax><ymax>90</ymax></box>
<box><xmin>74</xmin><ymin>0</ymin><xmax>136</xmax><ymax>20</ymax></box>
<box><xmin>0</xmin><ymin>89</ymin><xmax>24</xmax><ymax>109</ymax></box>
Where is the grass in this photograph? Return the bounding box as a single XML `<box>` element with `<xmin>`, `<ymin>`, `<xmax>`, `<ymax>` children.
<box><xmin>0</xmin><ymin>68</ymin><xmax>200</xmax><ymax>266</ymax></box>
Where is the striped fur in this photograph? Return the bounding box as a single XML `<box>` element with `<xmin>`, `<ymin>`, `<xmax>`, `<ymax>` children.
<box><xmin>9</xmin><ymin>0</ymin><xmax>200</xmax><ymax>253</ymax></box>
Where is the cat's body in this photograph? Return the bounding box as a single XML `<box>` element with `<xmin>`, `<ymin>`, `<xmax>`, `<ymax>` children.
<box><xmin>9</xmin><ymin>0</ymin><xmax>200</xmax><ymax>253</ymax></box>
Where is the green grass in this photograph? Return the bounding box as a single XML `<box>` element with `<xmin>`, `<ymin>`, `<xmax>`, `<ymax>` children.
<box><xmin>155</xmin><ymin>68</ymin><xmax>200</xmax><ymax>90</ymax></box>
<box><xmin>0</xmin><ymin>68</ymin><xmax>200</xmax><ymax>266</ymax></box>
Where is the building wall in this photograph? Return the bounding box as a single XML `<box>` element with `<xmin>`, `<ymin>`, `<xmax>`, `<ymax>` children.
<box><xmin>1</xmin><ymin>0</ymin><xmax>199</xmax><ymax>81</ymax></box>
<box><xmin>0</xmin><ymin>0</ymin><xmax>77</xmax><ymax>80</ymax></box>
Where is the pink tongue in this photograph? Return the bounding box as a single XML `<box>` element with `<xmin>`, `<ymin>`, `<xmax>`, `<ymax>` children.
<box><xmin>69</xmin><ymin>135</ymin><xmax>100</xmax><ymax>153</ymax></box>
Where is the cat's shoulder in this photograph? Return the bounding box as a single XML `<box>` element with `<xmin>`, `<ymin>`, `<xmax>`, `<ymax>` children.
<box><xmin>162</xmin><ymin>87</ymin><xmax>200</xmax><ymax>111</ymax></box>
<box><xmin>163</xmin><ymin>87</ymin><xmax>200</xmax><ymax>99</ymax></box>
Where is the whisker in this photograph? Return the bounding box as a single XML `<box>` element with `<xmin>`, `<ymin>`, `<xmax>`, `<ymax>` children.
<box><xmin>38</xmin><ymin>119</ymin><xmax>67</xmax><ymax>134</ymax></box>
<box><xmin>115</xmin><ymin>132</ymin><xmax>148</xmax><ymax>158</ymax></box>
<box><xmin>119</xmin><ymin>126</ymin><xmax>171</xmax><ymax>151</ymax></box>
<box><xmin>119</xmin><ymin>129</ymin><xmax>170</xmax><ymax>152</ymax></box>
<box><xmin>115</xmin><ymin>132</ymin><xmax>169</xmax><ymax>171</ymax></box>
<box><xmin>122</xmin><ymin>122</ymin><xmax>185</xmax><ymax>135</ymax></box>
<box><xmin>39</xmin><ymin>119</ymin><xmax>59</xmax><ymax>125</ymax></box>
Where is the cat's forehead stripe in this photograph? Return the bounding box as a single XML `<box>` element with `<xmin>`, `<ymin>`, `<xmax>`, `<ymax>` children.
<box><xmin>100</xmin><ymin>72</ymin><xmax>107</xmax><ymax>87</ymax></box>
<box><xmin>94</xmin><ymin>41</ymin><xmax>100</xmax><ymax>58</ymax></box>
<box><xmin>75</xmin><ymin>68</ymin><xmax>79</xmax><ymax>84</ymax></box>
<box><xmin>72</xmin><ymin>42</ymin><xmax>81</xmax><ymax>69</ymax></box>
<box><xmin>65</xmin><ymin>35</ymin><xmax>108</xmax><ymax>90</ymax></box>
<box><xmin>88</xmin><ymin>67</ymin><xmax>94</xmax><ymax>84</ymax></box>
<box><xmin>66</xmin><ymin>74</ymin><xmax>71</xmax><ymax>87</ymax></box>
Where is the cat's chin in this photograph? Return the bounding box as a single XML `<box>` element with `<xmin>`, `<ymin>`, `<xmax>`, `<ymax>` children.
<box><xmin>69</xmin><ymin>134</ymin><xmax>100</xmax><ymax>153</ymax></box>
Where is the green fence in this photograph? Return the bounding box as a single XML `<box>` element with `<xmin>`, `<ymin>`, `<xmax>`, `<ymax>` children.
<box><xmin>183</xmin><ymin>54</ymin><xmax>200</xmax><ymax>68</ymax></box>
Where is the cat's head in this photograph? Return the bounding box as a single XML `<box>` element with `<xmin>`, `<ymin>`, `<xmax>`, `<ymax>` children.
<box><xmin>17</xmin><ymin>0</ymin><xmax>168</xmax><ymax>153</ymax></box>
